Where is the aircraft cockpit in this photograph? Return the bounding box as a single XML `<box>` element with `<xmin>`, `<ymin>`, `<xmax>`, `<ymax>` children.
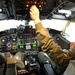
<box><xmin>0</xmin><ymin>0</ymin><xmax>75</xmax><ymax>75</ymax></box>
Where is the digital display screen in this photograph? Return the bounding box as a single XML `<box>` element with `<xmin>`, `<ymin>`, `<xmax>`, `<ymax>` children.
<box><xmin>19</xmin><ymin>45</ymin><xmax>24</xmax><ymax>49</ymax></box>
<box><xmin>25</xmin><ymin>44</ymin><xmax>31</xmax><ymax>50</ymax></box>
<box><xmin>32</xmin><ymin>44</ymin><xmax>37</xmax><ymax>47</ymax></box>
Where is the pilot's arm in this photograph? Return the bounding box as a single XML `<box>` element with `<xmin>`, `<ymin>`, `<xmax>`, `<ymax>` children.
<box><xmin>29</xmin><ymin>5</ymin><xmax>75</xmax><ymax>72</ymax></box>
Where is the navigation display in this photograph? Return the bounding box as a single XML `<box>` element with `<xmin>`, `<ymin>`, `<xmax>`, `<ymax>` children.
<box><xmin>25</xmin><ymin>44</ymin><xmax>31</xmax><ymax>50</ymax></box>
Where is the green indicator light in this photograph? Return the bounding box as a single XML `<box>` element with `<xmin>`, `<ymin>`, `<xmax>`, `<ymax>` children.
<box><xmin>20</xmin><ymin>45</ymin><xmax>24</xmax><ymax>49</ymax></box>
<box><xmin>32</xmin><ymin>44</ymin><xmax>37</xmax><ymax>47</ymax></box>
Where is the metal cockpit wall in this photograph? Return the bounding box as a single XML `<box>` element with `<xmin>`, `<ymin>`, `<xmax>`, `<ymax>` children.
<box><xmin>46</xmin><ymin>0</ymin><xmax>75</xmax><ymax>21</ymax></box>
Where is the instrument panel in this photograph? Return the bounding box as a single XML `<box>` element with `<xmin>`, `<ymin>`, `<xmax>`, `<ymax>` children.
<box><xmin>15</xmin><ymin>0</ymin><xmax>46</xmax><ymax>14</ymax></box>
<box><xmin>0</xmin><ymin>25</ymin><xmax>41</xmax><ymax>75</ymax></box>
<box><xmin>0</xmin><ymin>25</ymin><xmax>39</xmax><ymax>55</ymax></box>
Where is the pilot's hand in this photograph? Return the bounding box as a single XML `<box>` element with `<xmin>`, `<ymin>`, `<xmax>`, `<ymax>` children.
<box><xmin>30</xmin><ymin>5</ymin><xmax>41</xmax><ymax>24</ymax></box>
<box><xmin>70</xmin><ymin>42</ymin><xmax>75</xmax><ymax>53</ymax></box>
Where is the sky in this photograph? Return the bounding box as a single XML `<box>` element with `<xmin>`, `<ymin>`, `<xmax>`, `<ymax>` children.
<box><xmin>0</xmin><ymin>19</ymin><xmax>75</xmax><ymax>42</ymax></box>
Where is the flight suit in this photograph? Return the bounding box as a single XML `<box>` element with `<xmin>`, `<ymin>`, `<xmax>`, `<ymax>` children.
<box><xmin>35</xmin><ymin>22</ymin><xmax>75</xmax><ymax>74</ymax></box>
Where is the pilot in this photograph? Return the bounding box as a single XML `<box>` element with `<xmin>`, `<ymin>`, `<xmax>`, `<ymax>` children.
<box><xmin>70</xmin><ymin>42</ymin><xmax>75</xmax><ymax>54</ymax></box>
<box><xmin>29</xmin><ymin>5</ymin><xmax>75</xmax><ymax>74</ymax></box>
